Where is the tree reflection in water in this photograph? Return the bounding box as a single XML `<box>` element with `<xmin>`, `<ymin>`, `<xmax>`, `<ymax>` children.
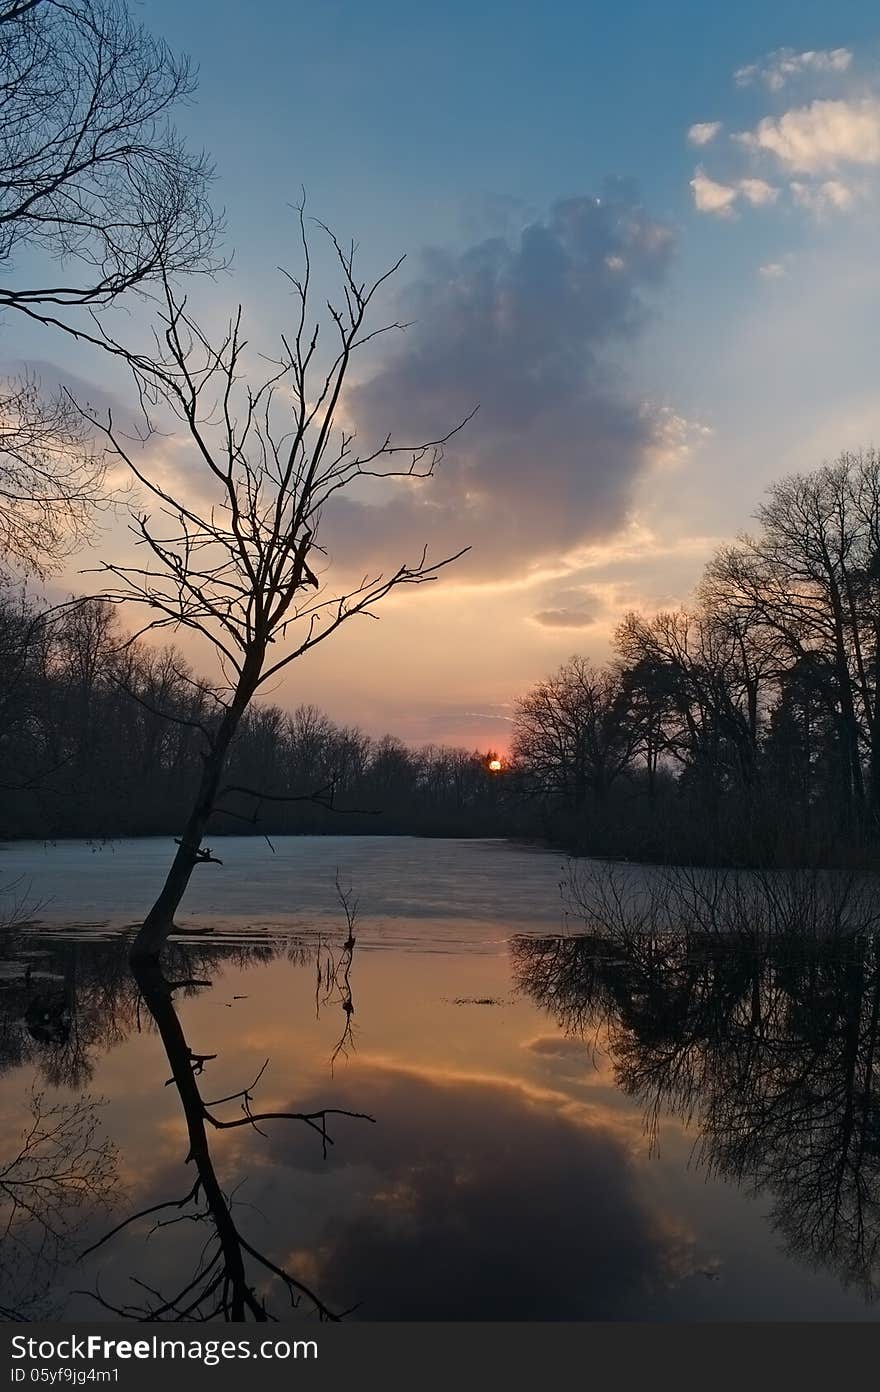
<box><xmin>512</xmin><ymin>866</ymin><xmax>880</xmax><ymax>1300</ymax></box>
<box><xmin>0</xmin><ymin>1089</ymin><xmax>118</xmax><ymax>1320</ymax></box>
<box><xmin>0</xmin><ymin>931</ymin><xmax>365</xmax><ymax>1321</ymax></box>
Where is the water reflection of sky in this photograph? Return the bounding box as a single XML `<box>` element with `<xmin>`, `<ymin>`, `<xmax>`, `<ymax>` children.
<box><xmin>1</xmin><ymin>840</ymin><xmax>879</xmax><ymax>1321</ymax></box>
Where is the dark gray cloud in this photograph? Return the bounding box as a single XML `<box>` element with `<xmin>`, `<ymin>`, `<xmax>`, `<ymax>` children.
<box><xmin>531</xmin><ymin>582</ymin><xmax>601</xmax><ymax>628</ymax></box>
<box><xmin>533</xmin><ymin>607</ymin><xmax>597</xmax><ymax>629</ymax></box>
<box><xmin>525</xmin><ymin>1033</ymin><xmax>591</xmax><ymax>1058</ymax></box>
<box><xmin>323</xmin><ymin>183</ymin><xmax>676</xmax><ymax>581</ymax></box>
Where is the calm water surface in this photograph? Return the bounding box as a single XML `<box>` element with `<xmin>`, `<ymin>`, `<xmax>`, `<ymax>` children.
<box><xmin>0</xmin><ymin>836</ymin><xmax>877</xmax><ymax>1320</ymax></box>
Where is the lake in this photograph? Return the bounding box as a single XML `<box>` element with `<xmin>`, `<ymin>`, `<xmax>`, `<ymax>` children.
<box><xmin>0</xmin><ymin>835</ymin><xmax>878</xmax><ymax>1321</ymax></box>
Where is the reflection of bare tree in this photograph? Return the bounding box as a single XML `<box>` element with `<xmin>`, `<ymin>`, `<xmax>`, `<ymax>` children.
<box><xmin>1</xmin><ymin>928</ymin><xmax>366</xmax><ymax>1318</ymax></box>
<box><xmin>0</xmin><ymin>1090</ymin><xmax>118</xmax><ymax>1320</ymax></box>
<box><xmin>513</xmin><ymin>878</ymin><xmax>880</xmax><ymax>1300</ymax></box>
<box><xmin>80</xmin><ymin>951</ymin><xmax>370</xmax><ymax>1321</ymax></box>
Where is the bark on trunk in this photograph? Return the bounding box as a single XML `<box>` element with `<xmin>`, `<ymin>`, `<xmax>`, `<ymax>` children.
<box><xmin>130</xmin><ymin>667</ymin><xmax>260</xmax><ymax>963</ymax></box>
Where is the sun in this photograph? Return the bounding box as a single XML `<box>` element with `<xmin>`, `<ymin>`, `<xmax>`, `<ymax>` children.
<box><xmin>488</xmin><ymin>758</ymin><xmax>503</xmax><ymax>773</ymax></box>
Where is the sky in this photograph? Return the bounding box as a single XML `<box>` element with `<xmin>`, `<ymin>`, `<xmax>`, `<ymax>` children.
<box><xmin>8</xmin><ymin>0</ymin><xmax>880</xmax><ymax>750</ymax></box>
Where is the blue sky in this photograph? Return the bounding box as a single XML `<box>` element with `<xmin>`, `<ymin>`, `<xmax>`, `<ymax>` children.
<box><xmin>10</xmin><ymin>1</ymin><xmax>880</xmax><ymax>746</ymax></box>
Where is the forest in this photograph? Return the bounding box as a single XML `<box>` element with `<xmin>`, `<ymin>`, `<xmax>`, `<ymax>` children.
<box><xmin>3</xmin><ymin>447</ymin><xmax>880</xmax><ymax>867</ymax></box>
<box><xmin>0</xmin><ymin>586</ymin><xmax>509</xmax><ymax>839</ymax></box>
<box><xmin>512</xmin><ymin>449</ymin><xmax>880</xmax><ymax>867</ymax></box>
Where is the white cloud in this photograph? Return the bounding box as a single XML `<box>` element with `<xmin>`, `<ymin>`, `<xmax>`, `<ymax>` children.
<box><xmin>687</xmin><ymin>121</ymin><xmax>722</xmax><ymax>146</ymax></box>
<box><xmin>738</xmin><ymin>177</ymin><xmax>779</xmax><ymax>206</ymax></box>
<box><xmin>643</xmin><ymin>404</ymin><xmax>712</xmax><ymax>472</ymax></box>
<box><xmin>690</xmin><ymin>168</ymin><xmax>739</xmax><ymax>217</ymax></box>
<box><xmin>820</xmin><ymin>178</ymin><xmax>856</xmax><ymax>209</ymax></box>
<box><xmin>790</xmin><ymin>177</ymin><xmax>857</xmax><ymax>213</ymax></box>
<box><xmin>734</xmin><ymin>47</ymin><xmax>853</xmax><ymax>91</ymax></box>
<box><xmin>690</xmin><ymin>169</ymin><xmax>778</xmax><ymax>217</ymax></box>
<box><xmin>736</xmin><ymin>98</ymin><xmax>880</xmax><ymax>173</ymax></box>
<box><xmin>688</xmin><ymin>49</ymin><xmax>879</xmax><ymax>223</ymax></box>
<box><xmin>759</xmin><ymin>262</ymin><xmax>786</xmax><ymax>278</ymax></box>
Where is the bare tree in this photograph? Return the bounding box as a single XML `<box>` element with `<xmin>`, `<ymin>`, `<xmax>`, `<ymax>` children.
<box><xmin>616</xmin><ymin>605</ymin><xmax>762</xmax><ymax>791</ymax></box>
<box><xmin>0</xmin><ymin>0</ymin><xmax>217</xmax><ymax>311</ymax></box>
<box><xmin>77</xmin><ymin>212</ymin><xmax>472</xmax><ymax>961</ymax></box>
<box><xmin>706</xmin><ymin>452</ymin><xmax>880</xmax><ymax>830</ymax></box>
<box><xmin>0</xmin><ymin>0</ymin><xmax>220</xmax><ymax>574</ymax></box>
<box><xmin>512</xmin><ymin>656</ymin><xmax>638</xmax><ymax>809</ymax></box>
<box><xmin>0</xmin><ymin>374</ymin><xmax>108</xmax><ymax>576</ymax></box>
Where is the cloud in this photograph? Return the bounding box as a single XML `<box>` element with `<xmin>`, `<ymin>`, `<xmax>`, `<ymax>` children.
<box><xmin>691</xmin><ymin>93</ymin><xmax>878</xmax><ymax>222</ymax></box>
<box><xmin>525</xmin><ymin>1034</ymin><xmax>590</xmax><ymax>1057</ymax></box>
<box><xmin>321</xmin><ymin>184</ymin><xmax>678</xmax><ymax>582</ymax></box>
<box><xmin>690</xmin><ymin>169</ymin><xmax>778</xmax><ymax>217</ymax></box>
<box><xmin>759</xmin><ymin>261</ymin><xmax>786</xmax><ymax>278</ymax></box>
<box><xmin>690</xmin><ymin>62</ymin><xmax>880</xmax><ymax>223</ymax></box>
<box><xmin>532</xmin><ymin>607</ymin><xmax>596</xmax><ymax>629</ymax></box>
<box><xmin>385</xmin><ymin>699</ymin><xmax>515</xmax><ymax>745</ymax></box>
<box><xmin>734</xmin><ymin>47</ymin><xmax>853</xmax><ymax>91</ymax></box>
<box><xmin>736</xmin><ymin>98</ymin><xmax>880</xmax><ymax>173</ymax></box>
<box><xmin>688</xmin><ymin>121</ymin><xmax>722</xmax><ymax>147</ymax></box>
<box><xmin>689</xmin><ymin>169</ymin><xmax>738</xmax><ymax>217</ymax></box>
<box><xmin>790</xmin><ymin>177</ymin><xmax>857</xmax><ymax>213</ymax></box>
<box><xmin>646</xmin><ymin>405</ymin><xmax>712</xmax><ymax>471</ymax></box>
<box><xmin>0</xmin><ymin>357</ymin><xmax>133</xmax><ymax>430</ymax></box>
<box><xmin>738</xmin><ymin>177</ymin><xmax>779</xmax><ymax>207</ymax></box>
<box><xmin>531</xmin><ymin>582</ymin><xmax>601</xmax><ymax>628</ymax></box>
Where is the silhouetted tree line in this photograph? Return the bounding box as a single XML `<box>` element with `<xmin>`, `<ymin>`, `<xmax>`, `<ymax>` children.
<box><xmin>0</xmin><ymin>588</ymin><xmax>513</xmax><ymax>839</ymax></box>
<box><xmin>8</xmin><ymin>447</ymin><xmax>880</xmax><ymax>862</ymax></box>
<box><xmin>512</xmin><ymin>450</ymin><xmax>880</xmax><ymax>867</ymax></box>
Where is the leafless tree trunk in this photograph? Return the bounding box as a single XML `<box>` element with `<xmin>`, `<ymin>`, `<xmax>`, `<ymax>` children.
<box><xmin>76</xmin><ymin>209</ymin><xmax>472</xmax><ymax>961</ymax></box>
